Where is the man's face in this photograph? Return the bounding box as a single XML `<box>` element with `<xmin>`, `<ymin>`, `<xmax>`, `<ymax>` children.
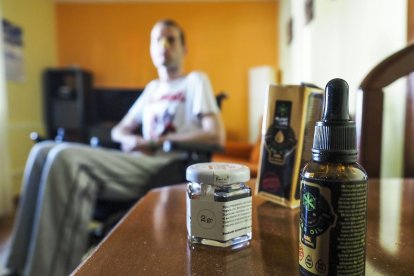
<box><xmin>150</xmin><ymin>23</ymin><xmax>186</xmax><ymax>71</ymax></box>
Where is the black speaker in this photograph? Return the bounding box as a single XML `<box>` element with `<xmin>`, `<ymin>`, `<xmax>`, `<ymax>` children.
<box><xmin>43</xmin><ymin>68</ymin><xmax>93</xmax><ymax>142</ymax></box>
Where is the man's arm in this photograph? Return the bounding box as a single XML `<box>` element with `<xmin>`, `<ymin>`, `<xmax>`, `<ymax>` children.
<box><xmin>112</xmin><ymin>111</ymin><xmax>225</xmax><ymax>153</ymax></box>
<box><xmin>111</xmin><ymin>112</ymin><xmax>150</xmax><ymax>153</ymax></box>
<box><xmin>163</xmin><ymin>112</ymin><xmax>226</xmax><ymax>147</ymax></box>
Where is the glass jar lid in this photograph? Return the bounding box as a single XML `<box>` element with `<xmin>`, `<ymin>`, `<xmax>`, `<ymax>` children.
<box><xmin>186</xmin><ymin>162</ymin><xmax>250</xmax><ymax>186</ymax></box>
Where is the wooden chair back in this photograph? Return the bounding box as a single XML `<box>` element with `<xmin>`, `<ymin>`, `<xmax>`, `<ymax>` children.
<box><xmin>356</xmin><ymin>42</ymin><xmax>414</xmax><ymax>177</ymax></box>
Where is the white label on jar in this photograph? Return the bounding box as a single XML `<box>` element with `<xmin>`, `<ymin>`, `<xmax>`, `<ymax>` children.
<box><xmin>187</xmin><ymin>196</ymin><xmax>252</xmax><ymax>241</ymax></box>
<box><xmin>214</xmin><ymin>172</ymin><xmax>231</xmax><ymax>185</ymax></box>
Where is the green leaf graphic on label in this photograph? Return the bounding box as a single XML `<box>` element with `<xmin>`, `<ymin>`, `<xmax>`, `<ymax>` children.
<box><xmin>300</xmin><ymin>183</ymin><xmax>336</xmax><ymax>249</ymax></box>
<box><xmin>303</xmin><ymin>192</ymin><xmax>316</xmax><ymax>211</ymax></box>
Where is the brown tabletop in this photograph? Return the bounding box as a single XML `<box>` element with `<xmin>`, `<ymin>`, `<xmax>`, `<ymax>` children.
<box><xmin>73</xmin><ymin>178</ymin><xmax>414</xmax><ymax>275</ymax></box>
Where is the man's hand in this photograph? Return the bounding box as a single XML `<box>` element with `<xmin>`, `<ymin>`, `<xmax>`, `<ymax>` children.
<box><xmin>120</xmin><ymin>135</ymin><xmax>149</xmax><ymax>153</ymax></box>
<box><xmin>120</xmin><ymin>135</ymin><xmax>164</xmax><ymax>155</ymax></box>
<box><xmin>120</xmin><ymin>135</ymin><xmax>140</xmax><ymax>152</ymax></box>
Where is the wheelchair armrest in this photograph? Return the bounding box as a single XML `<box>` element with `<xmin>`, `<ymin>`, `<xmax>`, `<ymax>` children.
<box><xmin>162</xmin><ymin>140</ymin><xmax>224</xmax><ymax>155</ymax></box>
<box><xmin>90</xmin><ymin>137</ymin><xmax>224</xmax><ymax>159</ymax></box>
<box><xmin>30</xmin><ymin>128</ymin><xmax>66</xmax><ymax>143</ymax></box>
<box><xmin>90</xmin><ymin>136</ymin><xmax>121</xmax><ymax>149</ymax></box>
<box><xmin>30</xmin><ymin>132</ymin><xmax>45</xmax><ymax>143</ymax></box>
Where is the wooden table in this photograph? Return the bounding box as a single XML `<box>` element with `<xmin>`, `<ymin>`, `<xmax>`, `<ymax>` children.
<box><xmin>73</xmin><ymin>178</ymin><xmax>414</xmax><ymax>275</ymax></box>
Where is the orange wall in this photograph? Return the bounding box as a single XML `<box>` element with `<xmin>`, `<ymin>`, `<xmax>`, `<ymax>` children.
<box><xmin>56</xmin><ymin>2</ymin><xmax>278</xmax><ymax>141</ymax></box>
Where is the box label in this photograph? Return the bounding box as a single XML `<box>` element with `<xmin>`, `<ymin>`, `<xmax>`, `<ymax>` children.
<box><xmin>257</xmin><ymin>85</ymin><xmax>324</xmax><ymax>208</ymax></box>
<box><xmin>259</xmin><ymin>100</ymin><xmax>297</xmax><ymax>200</ymax></box>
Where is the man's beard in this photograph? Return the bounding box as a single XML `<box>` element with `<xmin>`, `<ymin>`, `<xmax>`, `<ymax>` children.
<box><xmin>165</xmin><ymin>63</ymin><xmax>179</xmax><ymax>73</ymax></box>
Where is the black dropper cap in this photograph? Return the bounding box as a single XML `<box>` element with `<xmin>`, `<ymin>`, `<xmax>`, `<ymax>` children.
<box><xmin>312</xmin><ymin>78</ymin><xmax>357</xmax><ymax>163</ymax></box>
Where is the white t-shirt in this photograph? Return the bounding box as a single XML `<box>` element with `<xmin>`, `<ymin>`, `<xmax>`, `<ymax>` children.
<box><xmin>127</xmin><ymin>71</ymin><xmax>219</xmax><ymax>140</ymax></box>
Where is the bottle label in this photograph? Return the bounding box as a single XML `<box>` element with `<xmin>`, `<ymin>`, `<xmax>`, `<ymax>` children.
<box><xmin>187</xmin><ymin>196</ymin><xmax>252</xmax><ymax>241</ymax></box>
<box><xmin>299</xmin><ymin>178</ymin><xmax>367</xmax><ymax>275</ymax></box>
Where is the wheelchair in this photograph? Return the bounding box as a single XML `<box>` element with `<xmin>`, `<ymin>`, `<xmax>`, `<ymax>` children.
<box><xmin>32</xmin><ymin>84</ymin><xmax>227</xmax><ymax>245</ymax></box>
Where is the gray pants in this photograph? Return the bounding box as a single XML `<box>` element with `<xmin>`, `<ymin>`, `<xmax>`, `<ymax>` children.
<box><xmin>5</xmin><ymin>141</ymin><xmax>174</xmax><ymax>276</ymax></box>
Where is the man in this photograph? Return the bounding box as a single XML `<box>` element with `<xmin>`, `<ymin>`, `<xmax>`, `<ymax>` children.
<box><xmin>3</xmin><ymin>20</ymin><xmax>225</xmax><ymax>276</ymax></box>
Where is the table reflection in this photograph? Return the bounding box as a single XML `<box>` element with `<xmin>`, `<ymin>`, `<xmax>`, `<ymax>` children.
<box><xmin>379</xmin><ymin>178</ymin><xmax>403</xmax><ymax>254</ymax></box>
<box><xmin>256</xmin><ymin>201</ymin><xmax>299</xmax><ymax>274</ymax></box>
<box><xmin>188</xmin><ymin>241</ymin><xmax>253</xmax><ymax>275</ymax></box>
<box><xmin>366</xmin><ymin>178</ymin><xmax>414</xmax><ymax>275</ymax></box>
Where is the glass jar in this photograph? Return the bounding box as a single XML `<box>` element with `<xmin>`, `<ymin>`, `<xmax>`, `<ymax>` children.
<box><xmin>186</xmin><ymin>162</ymin><xmax>252</xmax><ymax>247</ymax></box>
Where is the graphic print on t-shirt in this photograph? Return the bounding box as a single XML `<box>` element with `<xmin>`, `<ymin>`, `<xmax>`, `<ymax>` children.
<box><xmin>149</xmin><ymin>90</ymin><xmax>186</xmax><ymax>139</ymax></box>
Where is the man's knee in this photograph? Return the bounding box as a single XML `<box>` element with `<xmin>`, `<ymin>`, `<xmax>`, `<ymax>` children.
<box><xmin>47</xmin><ymin>143</ymin><xmax>80</xmax><ymax>165</ymax></box>
<box><xmin>27</xmin><ymin>141</ymin><xmax>56</xmax><ymax>166</ymax></box>
<box><xmin>47</xmin><ymin>143</ymin><xmax>98</xmax><ymax>168</ymax></box>
<box><xmin>31</xmin><ymin>140</ymin><xmax>55</xmax><ymax>155</ymax></box>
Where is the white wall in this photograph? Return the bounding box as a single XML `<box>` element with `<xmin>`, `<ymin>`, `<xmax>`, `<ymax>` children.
<box><xmin>279</xmin><ymin>0</ymin><xmax>407</xmax><ymax>177</ymax></box>
<box><xmin>0</xmin><ymin>7</ymin><xmax>13</xmax><ymax>217</ymax></box>
<box><xmin>248</xmin><ymin>66</ymin><xmax>276</xmax><ymax>143</ymax></box>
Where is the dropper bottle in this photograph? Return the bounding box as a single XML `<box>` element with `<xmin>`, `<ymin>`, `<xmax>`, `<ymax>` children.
<box><xmin>299</xmin><ymin>78</ymin><xmax>368</xmax><ymax>275</ymax></box>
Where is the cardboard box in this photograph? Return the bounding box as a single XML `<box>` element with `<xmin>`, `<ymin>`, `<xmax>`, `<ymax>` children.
<box><xmin>256</xmin><ymin>84</ymin><xmax>323</xmax><ymax>208</ymax></box>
